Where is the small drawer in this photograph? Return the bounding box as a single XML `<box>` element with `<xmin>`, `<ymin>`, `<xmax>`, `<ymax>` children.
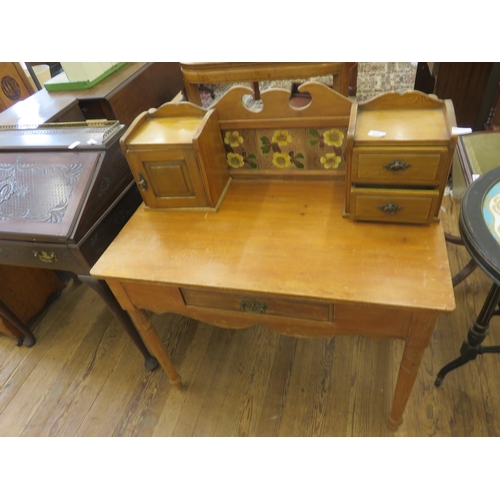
<box><xmin>0</xmin><ymin>240</ymin><xmax>86</xmax><ymax>273</ymax></box>
<box><xmin>350</xmin><ymin>187</ymin><xmax>440</xmax><ymax>224</ymax></box>
<box><xmin>181</xmin><ymin>288</ymin><xmax>333</xmax><ymax>322</ymax></box>
<box><xmin>352</xmin><ymin>147</ymin><xmax>448</xmax><ymax>184</ymax></box>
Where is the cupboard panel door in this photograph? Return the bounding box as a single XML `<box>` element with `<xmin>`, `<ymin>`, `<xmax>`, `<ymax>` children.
<box><xmin>127</xmin><ymin>148</ymin><xmax>208</xmax><ymax>208</ymax></box>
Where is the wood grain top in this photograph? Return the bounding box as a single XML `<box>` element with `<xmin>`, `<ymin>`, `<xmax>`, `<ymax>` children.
<box><xmin>0</xmin><ymin>89</ymin><xmax>78</xmax><ymax>126</ymax></box>
<box><xmin>179</xmin><ymin>62</ymin><xmax>347</xmax><ymax>81</ymax></box>
<box><xmin>353</xmin><ymin>91</ymin><xmax>452</xmax><ymax>145</ymax></box>
<box><xmin>127</xmin><ymin>116</ymin><xmax>203</xmax><ymax>146</ymax></box>
<box><xmin>91</xmin><ymin>179</ymin><xmax>455</xmax><ymax>312</ymax></box>
<box><xmin>354</xmin><ymin>108</ymin><xmax>450</xmax><ymax>144</ymax></box>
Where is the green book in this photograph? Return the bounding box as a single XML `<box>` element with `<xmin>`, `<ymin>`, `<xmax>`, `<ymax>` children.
<box><xmin>44</xmin><ymin>63</ymin><xmax>126</xmax><ymax>91</ymax></box>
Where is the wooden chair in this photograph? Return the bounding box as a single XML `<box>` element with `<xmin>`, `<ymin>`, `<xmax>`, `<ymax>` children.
<box><xmin>180</xmin><ymin>62</ymin><xmax>356</xmax><ymax>106</ymax></box>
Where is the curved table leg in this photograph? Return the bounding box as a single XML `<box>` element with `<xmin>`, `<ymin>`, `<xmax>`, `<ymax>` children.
<box><xmin>126</xmin><ymin>306</ymin><xmax>182</xmax><ymax>390</ymax></box>
<box><xmin>389</xmin><ymin>311</ymin><xmax>438</xmax><ymax>430</ymax></box>
<box><xmin>77</xmin><ymin>275</ymin><xmax>159</xmax><ymax>371</ymax></box>
<box><xmin>444</xmin><ymin>232</ymin><xmax>465</xmax><ymax>245</ymax></box>
<box><xmin>452</xmin><ymin>259</ymin><xmax>478</xmax><ymax>287</ymax></box>
<box><xmin>435</xmin><ymin>282</ymin><xmax>500</xmax><ymax>386</ymax></box>
<box><xmin>445</xmin><ymin>233</ymin><xmax>479</xmax><ymax>286</ymax></box>
<box><xmin>0</xmin><ymin>299</ymin><xmax>36</xmax><ymax>347</ymax></box>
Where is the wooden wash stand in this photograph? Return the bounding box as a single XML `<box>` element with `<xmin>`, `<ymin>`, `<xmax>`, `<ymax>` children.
<box><xmin>91</xmin><ymin>84</ymin><xmax>456</xmax><ymax>429</ymax></box>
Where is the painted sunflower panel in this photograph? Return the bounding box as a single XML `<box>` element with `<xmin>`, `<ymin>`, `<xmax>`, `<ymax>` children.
<box><xmin>306</xmin><ymin>127</ymin><xmax>347</xmax><ymax>171</ymax></box>
<box><xmin>257</xmin><ymin>128</ymin><xmax>307</xmax><ymax>170</ymax></box>
<box><xmin>221</xmin><ymin>129</ymin><xmax>259</xmax><ymax>170</ymax></box>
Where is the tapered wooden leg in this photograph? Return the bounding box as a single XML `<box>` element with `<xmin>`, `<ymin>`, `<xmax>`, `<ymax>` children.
<box><xmin>127</xmin><ymin>307</ymin><xmax>182</xmax><ymax>390</ymax></box>
<box><xmin>389</xmin><ymin>311</ymin><xmax>438</xmax><ymax>430</ymax></box>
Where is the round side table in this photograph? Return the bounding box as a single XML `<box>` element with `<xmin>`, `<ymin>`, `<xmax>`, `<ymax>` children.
<box><xmin>436</xmin><ymin>165</ymin><xmax>500</xmax><ymax>386</ymax></box>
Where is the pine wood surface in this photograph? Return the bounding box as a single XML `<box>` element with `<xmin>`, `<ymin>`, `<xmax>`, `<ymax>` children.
<box><xmin>91</xmin><ymin>180</ymin><xmax>454</xmax><ymax>312</ymax></box>
<box><xmin>0</xmin><ymin>193</ymin><xmax>499</xmax><ymax>436</ymax></box>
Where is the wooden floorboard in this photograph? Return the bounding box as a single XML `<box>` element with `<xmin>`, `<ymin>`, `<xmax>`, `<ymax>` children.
<box><xmin>1</xmin><ymin>194</ymin><xmax>500</xmax><ymax>436</ymax></box>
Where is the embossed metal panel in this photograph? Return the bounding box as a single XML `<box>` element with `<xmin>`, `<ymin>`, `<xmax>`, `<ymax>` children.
<box><xmin>0</xmin><ymin>151</ymin><xmax>100</xmax><ymax>241</ymax></box>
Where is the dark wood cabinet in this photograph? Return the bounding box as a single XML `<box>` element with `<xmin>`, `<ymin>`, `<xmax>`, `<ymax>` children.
<box><xmin>51</xmin><ymin>62</ymin><xmax>184</xmax><ymax>127</ymax></box>
<box><xmin>415</xmin><ymin>62</ymin><xmax>500</xmax><ymax>131</ymax></box>
<box><xmin>0</xmin><ymin>122</ymin><xmax>147</xmax><ymax>358</ymax></box>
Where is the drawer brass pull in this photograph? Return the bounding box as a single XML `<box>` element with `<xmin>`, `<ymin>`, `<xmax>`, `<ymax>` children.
<box><xmin>378</xmin><ymin>202</ymin><xmax>403</xmax><ymax>215</ymax></box>
<box><xmin>384</xmin><ymin>160</ymin><xmax>411</xmax><ymax>172</ymax></box>
<box><xmin>137</xmin><ymin>173</ymin><xmax>148</xmax><ymax>191</ymax></box>
<box><xmin>33</xmin><ymin>250</ymin><xmax>57</xmax><ymax>263</ymax></box>
<box><xmin>240</xmin><ymin>300</ymin><xmax>267</xmax><ymax>314</ymax></box>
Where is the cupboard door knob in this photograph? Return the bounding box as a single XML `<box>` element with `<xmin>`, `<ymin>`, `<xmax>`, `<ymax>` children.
<box><xmin>384</xmin><ymin>160</ymin><xmax>411</xmax><ymax>172</ymax></box>
<box><xmin>378</xmin><ymin>202</ymin><xmax>403</xmax><ymax>215</ymax></box>
<box><xmin>137</xmin><ymin>173</ymin><xmax>148</xmax><ymax>191</ymax></box>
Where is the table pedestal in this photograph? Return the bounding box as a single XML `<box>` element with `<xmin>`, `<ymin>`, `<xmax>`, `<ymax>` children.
<box><xmin>435</xmin><ymin>282</ymin><xmax>500</xmax><ymax>386</ymax></box>
<box><xmin>436</xmin><ymin>165</ymin><xmax>500</xmax><ymax>387</ymax></box>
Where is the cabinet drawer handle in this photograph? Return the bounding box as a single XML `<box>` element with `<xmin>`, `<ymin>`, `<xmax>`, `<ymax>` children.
<box><xmin>384</xmin><ymin>160</ymin><xmax>411</xmax><ymax>172</ymax></box>
<box><xmin>378</xmin><ymin>202</ymin><xmax>403</xmax><ymax>215</ymax></box>
<box><xmin>137</xmin><ymin>173</ymin><xmax>148</xmax><ymax>191</ymax></box>
<box><xmin>240</xmin><ymin>300</ymin><xmax>267</xmax><ymax>314</ymax></box>
<box><xmin>33</xmin><ymin>250</ymin><xmax>57</xmax><ymax>263</ymax></box>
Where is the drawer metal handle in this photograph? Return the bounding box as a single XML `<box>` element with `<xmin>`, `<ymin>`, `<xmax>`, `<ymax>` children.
<box><xmin>137</xmin><ymin>173</ymin><xmax>148</xmax><ymax>191</ymax></box>
<box><xmin>384</xmin><ymin>160</ymin><xmax>411</xmax><ymax>172</ymax></box>
<box><xmin>33</xmin><ymin>250</ymin><xmax>57</xmax><ymax>263</ymax></box>
<box><xmin>240</xmin><ymin>300</ymin><xmax>267</xmax><ymax>314</ymax></box>
<box><xmin>378</xmin><ymin>202</ymin><xmax>403</xmax><ymax>215</ymax></box>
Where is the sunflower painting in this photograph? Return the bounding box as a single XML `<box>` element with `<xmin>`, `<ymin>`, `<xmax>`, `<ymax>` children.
<box><xmin>307</xmin><ymin>127</ymin><xmax>347</xmax><ymax>170</ymax></box>
<box><xmin>221</xmin><ymin>126</ymin><xmax>347</xmax><ymax>172</ymax></box>
<box><xmin>258</xmin><ymin>128</ymin><xmax>306</xmax><ymax>169</ymax></box>
<box><xmin>222</xmin><ymin>129</ymin><xmax>258</xmax><ymax>169</ymax></box>
<box><xmin>320</xmin><ymin>152</ymin><xmax>342</xmax><ymax>169</ymax></box>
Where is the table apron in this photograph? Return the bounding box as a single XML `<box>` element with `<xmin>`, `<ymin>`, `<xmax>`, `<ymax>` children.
<box><xmin>107</xmin><ymin>279</ymin><xmax>417</xmax><ymax>341</ymax></box>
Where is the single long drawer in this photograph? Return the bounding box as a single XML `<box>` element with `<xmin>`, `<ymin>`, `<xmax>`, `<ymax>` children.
<box><xmin>352</xmin><ymin>147</ymin><xmax>449</xmax><ymax>184</ymax></box>
<box><xmin>181</xmin><ymin>288</ymin><xmax>333</xmax><ymax>322</ymax></box>
<box><xmin>350</xmin><ymin>187</ymin><xmax>440</xmax><ymax>224</ymax></box>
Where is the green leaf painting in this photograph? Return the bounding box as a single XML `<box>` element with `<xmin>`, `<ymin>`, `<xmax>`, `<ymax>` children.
<box><xmin>260</xmin><ymin>136</ymin><xmax>271</xmax><ymax>154</ymax></box>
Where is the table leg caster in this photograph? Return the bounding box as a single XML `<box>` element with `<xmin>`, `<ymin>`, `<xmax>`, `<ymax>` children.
<box><xmin>144</xmin><ymin>356</ymin><xmax>159</xmax><ymax>371</ymax></box>
<box><xmin>16</xmin><ymin>333</ymin><xmax>37</xmax><ymax>347</ymax></box>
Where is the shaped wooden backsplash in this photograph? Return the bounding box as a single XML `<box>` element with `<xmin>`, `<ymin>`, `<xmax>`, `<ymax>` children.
<box><xmin>210</xmin><ymin>82</ymin><xmax>354</xmax><ymax>179</ymax></box>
